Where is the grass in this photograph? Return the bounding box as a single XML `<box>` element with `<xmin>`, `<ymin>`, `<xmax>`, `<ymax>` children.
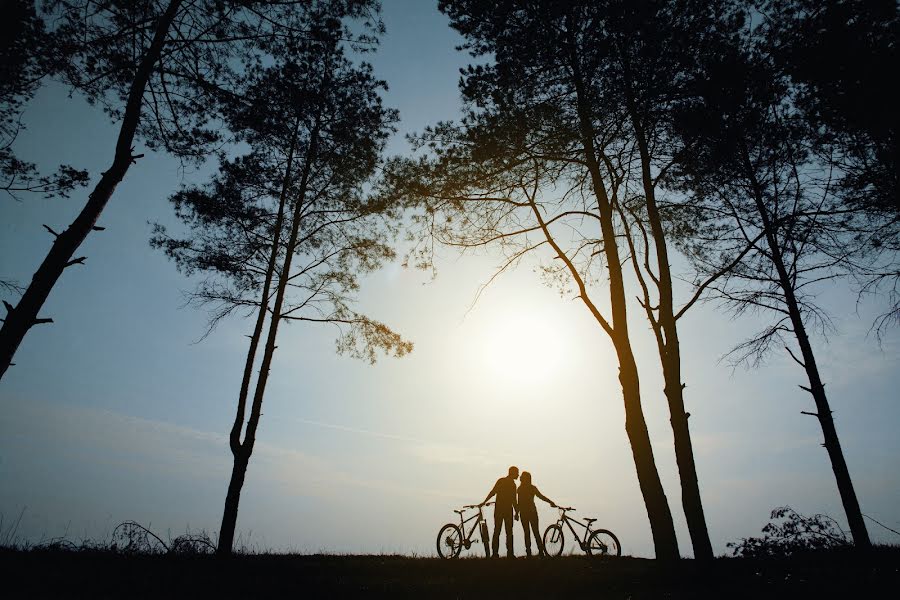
<box><xmin>3</xmin><ymin>545</ymin><xmax>898</xmax><ymax>598</ymax></box>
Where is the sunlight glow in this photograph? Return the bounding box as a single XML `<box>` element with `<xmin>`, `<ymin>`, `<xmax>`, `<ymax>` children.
<box><xmin>478</xmin><ymin>311</ymin><xmax>566</xmax><ymax>389</ymax></box>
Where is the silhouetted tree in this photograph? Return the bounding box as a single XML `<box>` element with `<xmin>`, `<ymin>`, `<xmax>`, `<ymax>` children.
<box><xmin>758</xmin><ymin>0</ymin><xmax>899</xmax><ymax>335</ymax></box>
<box><xmin>152</xmin><ymin>28</ymin><xmax>410</xmax><ymax>555</ymax></box>
<box><xmin>668</xmin><ymin>14</ymin><xmax>873</xmax><ymax>549</ymax></box>
<box><xmin>386</xmin><ymin>0</ymin><xmax>681</xmax><ymax>560</ymax></box>
<box><xmin>761</xmin><ymin>0</ymin><xmax>898</xmax><ymax>215</ymax></box>
<box><xmin>0</xmin><ymin>0</ymin><xmax>384</xmax><ymax>380</ymax></box>
<box><xmin>563</xmin><ymin>0</ymin><xmax>756</xmax><ymax>560</ymax></box>
<box><xmin>1</xmin><ymin>0</ymin><xmax>89</xmax><ymax>298</ymax></box>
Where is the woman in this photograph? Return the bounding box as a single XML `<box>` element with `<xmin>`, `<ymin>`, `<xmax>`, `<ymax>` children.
<box><xmin>517</xmin><ymin>471</ymin><xmax>556</xmax><ymax>556</ymax></box>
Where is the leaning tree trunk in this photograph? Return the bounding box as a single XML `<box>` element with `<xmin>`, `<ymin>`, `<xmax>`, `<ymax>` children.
<box><xmin>744</xmin><ymin>149</ymin><xmax>872</xmax><ymax>551</ymax></box>
<box><xmin>217</xmin><ymin>122</ymin><xmax>300</xmax><ymax>555</ymax></box>
<box><xmin>783</xmin><ymin>293</ymin><xmax>872</xmax><ymax>550</ymax></box>
<box><xmin>217</xmin><ymin>120</ymin><xmax>320</xmax><ymax>555</ymax></box>
<box><xmin>625</xmin><ymin>87</ymin><xmax>714</xmax><ymax>560</ymax></box>
<box><xmin>565</xmin><ymin>26</ymin><xmax>680</xmax><ymax>560</ymax></box>
<box><xmin>0</xmin><ymin>0</ymin><xmax>183</xmax><ymax>382</ymax></box>
<box><xmin>614</xmin><ymin>336</ymin><xmax>681</xmax><ymax>561</ymax></box>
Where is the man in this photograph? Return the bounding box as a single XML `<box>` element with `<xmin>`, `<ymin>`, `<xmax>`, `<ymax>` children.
<box><xmin>481</xmin><ymin>465</ymin><xmax>519</xmax><ymax>558</ymax></box>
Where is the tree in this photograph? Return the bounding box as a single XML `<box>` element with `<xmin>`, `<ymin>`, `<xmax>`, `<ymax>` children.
<box><xmin>566</xmin><ymin>0</ymin><xmax>754</xmax><ymax>560</ymax></box>
<box><xmin>1</xmin><ymin>0</ymin><xmax>89</xmax><ymax>297</ymax></box>
<box><xmin>761</xmin><ymin>0</ymin><xmax>897</xmax><ymax>215</ymax></box>
<box><xmin>385</xmin><ymin>0</ymin><xmax>681</xmax><ymax>560</ymax></box>
<box><xmin>0</xmin><ymin>0</ymin><xmax>384</xmax><ymax>380</ymax></box>
<box><xmin>152</xmin><ymin>29</ymin><xmax>410</xmax><ymax>555</ymax></box>
<box><xmin>668</xmin><ymin>16</ymin><xmax>873</xmax><ymax>549</ymax></box>
<box><xmin>758</xmin><ymin>0</ymin><xmax>899</xmax><ymax>335</ymax></box>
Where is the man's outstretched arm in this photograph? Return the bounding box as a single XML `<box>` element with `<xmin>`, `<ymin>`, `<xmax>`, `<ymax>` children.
<box><xmin>481</xmin><ymin>482</ymin><xmax>498</xmax><ymax>506</ymax></box>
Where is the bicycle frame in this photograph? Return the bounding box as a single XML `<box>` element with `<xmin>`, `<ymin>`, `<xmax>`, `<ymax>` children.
<box><xmin>457</xmin><ymin>506</ymin><xmax>487</xmax><ymax>547</ymax></box>
<box><xmin>542</xmin><ymin>506</ymin><xmax>621</xmax><ymax>558</ymax></box>
<box><xmin>555</xmin><ymin>510</ymin><xmax>595</xmax><ymax>549</ymax></box>
<box><xmin>437</xmin><ymin>501</ymin><xmax>495</xmax><ymax>558</ymax></box>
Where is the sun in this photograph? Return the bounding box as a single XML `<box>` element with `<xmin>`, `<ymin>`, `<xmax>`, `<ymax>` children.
<box><xmin>478</xmin><ymin>311</ymin><xmax>566</xmax><ymax>389</ymax></box>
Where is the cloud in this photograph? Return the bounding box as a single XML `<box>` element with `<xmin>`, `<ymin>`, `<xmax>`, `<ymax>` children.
<box><xmin>289</xmin><ymin>416</ymin><xmax>510</xmax><ymax>469</ymax></box>
<box><xmin>0</xmin><ymin>399</ymin><xmax>462</xmax><ymax>519</ymax></box>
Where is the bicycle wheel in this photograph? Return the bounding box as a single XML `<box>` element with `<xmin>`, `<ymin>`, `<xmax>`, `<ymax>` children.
<box><xmin>587</xmin><ymin>529</ymin><xmax>621</xmax><ymax>557</ymax></box>
<box><xmin>436</xmin><ymin>523</ymin><xmax>463</xmax><ymax>559</ymax></box>
<box><xmin>480</xmin><ymin>521</ymin><xmax>490</xmax><ymax>557</ymax></box>
<box><xmin>543</xmin><ymin>524</ymin><xmax>564</xmax><ymax>556</ymax></box>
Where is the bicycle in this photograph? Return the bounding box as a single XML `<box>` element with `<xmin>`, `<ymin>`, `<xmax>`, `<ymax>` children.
<box><xmin>436</xmin><ymin>501</ymin><xmax>494</xmax><ymax>558</ymax></box>
<box><xmin>542</xmin><ymin>506</ymin><xmax>621</xmax><ymax>557</ymax></box>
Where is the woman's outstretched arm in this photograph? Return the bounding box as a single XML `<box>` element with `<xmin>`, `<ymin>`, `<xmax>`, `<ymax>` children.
<box><xmin>535</xmin><ymin>486</ymin><xmax>556</xmax><ymax>507</ymax></box>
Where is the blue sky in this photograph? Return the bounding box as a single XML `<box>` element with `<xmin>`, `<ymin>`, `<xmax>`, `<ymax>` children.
<box><xmin>1</xmin><ymin>0</ymin><xmax>898</xmax><ymax>557</ymax></box>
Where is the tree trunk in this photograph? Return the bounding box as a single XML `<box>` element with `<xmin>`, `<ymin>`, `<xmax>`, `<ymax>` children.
<box><xmin>0</xmin><ymin>0</ymin><xmax>183</xmax><ymax>381</ymax></box>
<box><xmin>565</xmin><ymin>20</ymin><xmax>680</xmax><ymax>560</ymax></box>
<box><xmin>744</xmin><ymin>148</ymin><xmax>872</xmax><ymax>550</ymax></box>
<box><xmin>616</xmin><ymin>341</ymin><xmax>681</xmax><ymax>561</ymax></box>
<box><xmin>217</xmin><ymin>450</ymin><xmax>249</xmax><ymax>555</ymax></box>
<box><xmin>216</xmin><ymin>118</ymin><xmax>321</xmax><ymax>555</ymax></box>
<box><xmin>228</xmin><ymin>120</ymin><xmax>300</xmax><ymax>456</ymax></box>
<box><xmin>661</xmin><ymin>348</ymin><xmax>713</xmax><ymax>559</ymax></box>
<box><xmin>217</xmin><ymin>124</ymin><xmax>301</xmax><ymax>556</ymax></box>
<box><xmin>788</xmin><ymin>301</ymin><xmax>872</xmax><ymax>550</ymax></box>
<box><xmin>625</xmin><ymin>87</ymin><xmax>714</xmax><ymax>560</ymax></box>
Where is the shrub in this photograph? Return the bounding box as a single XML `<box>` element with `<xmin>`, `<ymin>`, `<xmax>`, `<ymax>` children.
<box><xmin>728</xmin><ymin>506</ymin><xmax>851</xmax><ymax>558</ymax></box>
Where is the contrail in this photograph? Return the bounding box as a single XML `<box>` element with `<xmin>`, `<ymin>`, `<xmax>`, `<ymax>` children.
<box><xmin>292</xmin><ymin>417</ymin><xmax>515</xmax><ymax>465</ymax></box>
<box><xmin>292</xmin><ymin>417</ymin><xmax>427</xmax><ymax>445</ymax></box>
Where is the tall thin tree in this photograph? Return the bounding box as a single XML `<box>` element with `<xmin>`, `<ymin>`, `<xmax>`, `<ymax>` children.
<box><xmin>568</xmin><ymin>0</ymin><xmax>754</xmax><ymax>560</ymax></box>
<box><xmin>760</xmin><ymin>0</ymin><xmax>899</xmax><ymax>335</ymax></box>
<box><xmin>669</xmin><ymin>20</ymin><xmax>873</xmax><ymax>549</ymax></box>
<box><xmin>153</xmin><ymin>30</ymin><xmax>410</xmax><ymax>555</ymax></box>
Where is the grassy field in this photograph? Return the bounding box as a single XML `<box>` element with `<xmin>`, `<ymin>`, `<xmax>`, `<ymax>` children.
<box><xmin>3</xmin><ymin>547</ymin><xmax>898</xmax><ymax>598</ymax></box>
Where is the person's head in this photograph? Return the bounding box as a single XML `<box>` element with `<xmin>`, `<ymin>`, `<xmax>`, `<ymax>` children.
<box><xmin>508</xmin><ymin>466</ymin><xmax>519</xmax><ymax>480</ymax></box>
<box><xmin>520</xmin><ymin>471</ymin><xmax>532</xmax><ymax>485</ymax></box>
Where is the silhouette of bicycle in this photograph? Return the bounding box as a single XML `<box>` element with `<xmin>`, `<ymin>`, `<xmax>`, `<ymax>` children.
<box><xmin>436</xmin><ymin>501</ymin><xmax>494</xmax><ymax>558</ymax></box>
<box><xmin>543</xmin><ymin>506</ymin><xmax>621</xmax><ymax>557</ymax></box>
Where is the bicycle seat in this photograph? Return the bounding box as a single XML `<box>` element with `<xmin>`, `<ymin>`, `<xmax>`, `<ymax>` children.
<box><xmin>454</xmin><ymin>509</ymin><xmax>465</xmax><ymax>515</ymax></box>
<box><xmin>584</xmin><ymin>518</ymin><xmax>597</xmax><ymax>524</ymax></box>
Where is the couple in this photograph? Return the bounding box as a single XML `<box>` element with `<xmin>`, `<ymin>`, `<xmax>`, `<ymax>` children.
<box><xmin>480</xmin><ymin>465</ymin><xmax>556</xmax><ymax>558</ymax></box>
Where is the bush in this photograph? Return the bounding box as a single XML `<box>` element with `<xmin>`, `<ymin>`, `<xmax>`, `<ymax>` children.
<box><xmin>728</xmin><ymin>506</ymin><xmax>851</xmax><ymax>558</ymax></box>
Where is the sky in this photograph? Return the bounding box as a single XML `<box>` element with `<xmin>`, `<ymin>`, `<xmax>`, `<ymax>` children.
<box><xmin>1</xmin><ymin>0</ymin><xmax>898</xmax><ymax>557</ymax></box>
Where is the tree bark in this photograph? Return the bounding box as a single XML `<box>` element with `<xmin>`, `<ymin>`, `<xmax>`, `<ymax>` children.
<box><xmin>624</xmin><ymin>85</ymin><xmax>714</xmax><ymax>560</ymax></box>
<box><xmin>565</xmin><ymin>20</ymin><xmax>680</xmax><ymax>561</ymax></box>
<box><xmin>743</xmin><ymin>147</ymin><xmax>872</xmax><ymax>550</ymax></box>
<box><xmin>217</xmin><ymin>117</ymin><xmax>321</xmax><ymax>555</ymax></box>
<box><xmin>0</xmin><ymin>0</ymin><xmax>183</xmax><ymax>381</ymax></box>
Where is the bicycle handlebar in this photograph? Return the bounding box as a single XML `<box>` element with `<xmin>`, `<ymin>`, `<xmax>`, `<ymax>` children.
<box><xmin>463</xmin><ymin>502</ymin><xmax>494</xmax><ymax>509</ymax></box>
<box><xmin>558</xmin><ymin>506</ymin><xmax>575</xmax><ymax>512</ymax></box>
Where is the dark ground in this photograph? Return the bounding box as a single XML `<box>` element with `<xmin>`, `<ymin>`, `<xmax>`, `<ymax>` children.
<box><xmin>2</xmin><ymin>548</ymin><xmax>898</xmax><ymax>598</ymax></box>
